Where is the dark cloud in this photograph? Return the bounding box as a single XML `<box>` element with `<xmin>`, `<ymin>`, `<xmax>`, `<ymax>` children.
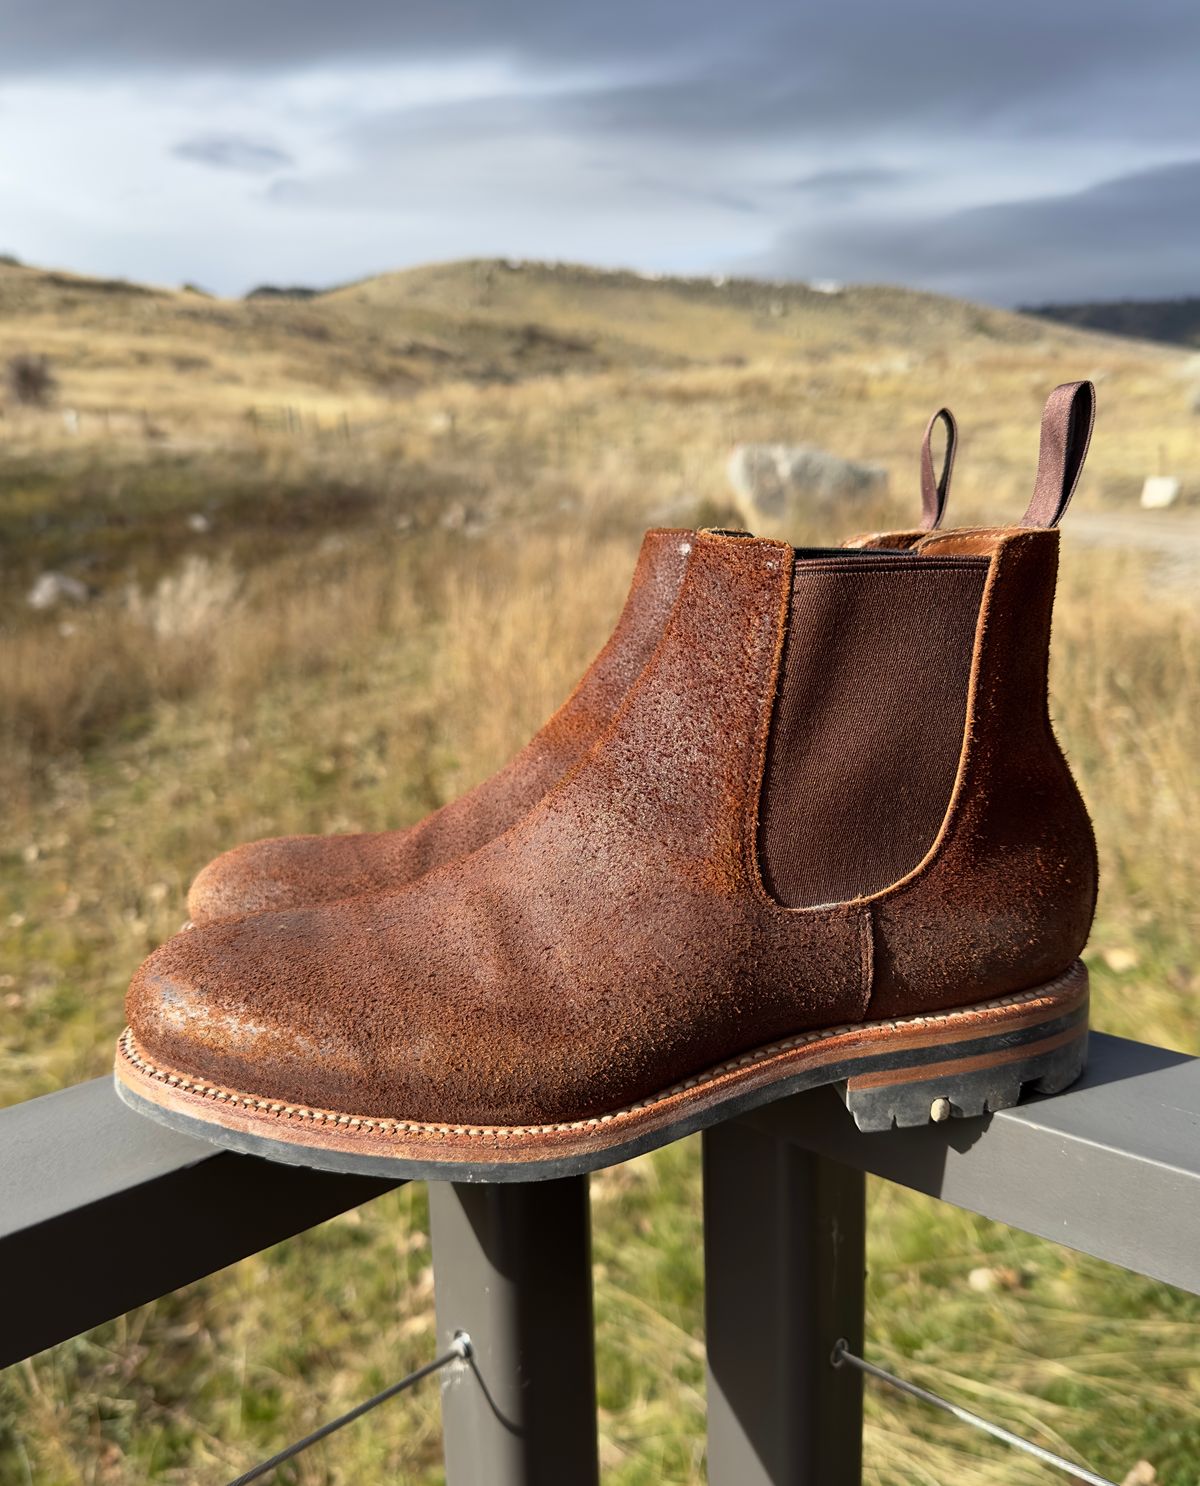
<box><xmin>3</xmin><ymin>0</ymin><xmax>1200</xmax><ymax>156</ymax></box>
<box><xmin>0</xmin><ymin>0</ymin><xmax>736</xmax><ymax>73</ymax></box>
<box><xmin>767</xmin><ymin>159</ymin><xmax>1200</xmax><ymax>304</ymax></box>
<box><xmin>172</xmin><ymin>134</ymin><xmax>293</xmax><ymax>173</ymax></box>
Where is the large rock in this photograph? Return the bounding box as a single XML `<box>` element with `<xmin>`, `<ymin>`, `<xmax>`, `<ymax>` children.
<box><xmin>1141</xmin><ymin>476</ymin><xmax>1181</xmax><ymax>510</ymax></box>
<box><xmin>727</xmin><ymin>444</ymin><xmax>888</xmax><ymax>534</ymax></box>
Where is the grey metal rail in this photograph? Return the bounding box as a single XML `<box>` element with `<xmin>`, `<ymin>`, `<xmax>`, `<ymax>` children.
<box><xmin>705</xmin><ymin>1030</ymin><xmax>1200</xmax><ymax>1484</ymax></box>
<box><xmin>0</xmin><ymin>1076</ymin><xmax>396</xmax><ymax>1368</ymax></box>
<box><xmin>743</xmin><ymin>1030</ymin><xmax>1200</xmax><ymax>1293</ymax></box>
<box><xmin>1</xmin><ymin>1030</ymin><xmax>1197</xmax><ymax>1483</ymax></box>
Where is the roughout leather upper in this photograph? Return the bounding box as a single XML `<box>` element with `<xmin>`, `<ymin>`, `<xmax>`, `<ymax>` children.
<box><xmin>127</xmin><ymin>526</ymin><xmax>1097</xmax><ymax>1128</ymax></box>
<box><xmin>869</xmin><ymin>525</ymin><xmax>1097</xmax><ymax>1017</ymax></box>
<box><xmin>186</xmin><ymin>527</ymin><xmax>694</xmax><ymax>923</ymax></box>
<box><xmin>187</xmin><ymin>521</ymin><xmax>940</xmax><ymax>924</ymax></box>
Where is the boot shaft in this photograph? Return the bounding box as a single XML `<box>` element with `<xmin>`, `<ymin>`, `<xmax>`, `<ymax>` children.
<box><xmin>754</xmin><ymin>382</ymin><xmax>1098</xmax><ymax>1013</ymax></box>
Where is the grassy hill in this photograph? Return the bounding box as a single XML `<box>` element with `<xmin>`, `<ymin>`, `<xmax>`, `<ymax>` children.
<box><xmin>1</xmin><ymin>257</ymin><xmax>1198</xmax><ymax>1484</ymax></box>
<box><xmin>0</xmin><ymin>254</ymin><xmax>1130</xmax><ymax>427</ymax></box>
<box><xmin>323</xmin><ymin>257</ymin><xmax>1075</xmax><ymax>360</ymax></box>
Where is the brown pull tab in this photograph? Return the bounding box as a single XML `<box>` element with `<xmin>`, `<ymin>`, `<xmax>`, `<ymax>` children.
<box><xmin>919</xmin><ymin>407</ymin><xmax>957</xmax><ymax>530</ymax></box>
<box><xmin>1022</xmin><ymin>380</ymin><xmax>1096</xmax><ymax>528</ymax></box>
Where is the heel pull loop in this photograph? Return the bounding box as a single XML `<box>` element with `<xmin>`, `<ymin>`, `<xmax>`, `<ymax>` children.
<box><xmin>919</xmin><ymin>407</ymin><xmax>958</xmax><ymax>530</ymax></box>
<box><xmin>1022</xmin><ymin>380</ymin><xmax>1096</xmax><ymax>528</ymax></box>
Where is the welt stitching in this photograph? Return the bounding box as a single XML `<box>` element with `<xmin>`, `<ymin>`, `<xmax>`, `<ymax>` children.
<box><xmin>117</xmin><ymin>978</ymin><xmax>1073</xmax><ymax>1142</ymax></box>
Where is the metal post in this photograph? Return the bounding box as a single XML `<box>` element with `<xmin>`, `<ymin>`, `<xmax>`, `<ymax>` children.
<box><xmin>703</xmin><ymin>1121</ymin><xmax>866</xmax><ymax>1486</ymax></box>
<box><xmin>429</xmin><ymin>1177</ymin><xmax>600</xmax><ymax>1486</ymax></box>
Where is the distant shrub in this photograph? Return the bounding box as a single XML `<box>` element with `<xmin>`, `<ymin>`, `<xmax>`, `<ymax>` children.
<box><xmin>42</xmin><ymin>271</ymin><xmax>154</xmax><ymax>297</ymax></box>
<box><xmin>0</xmin><ymin>251</ymin><xmax>21</xmax><ymax>267</ymax></box>
<box><xmin>245</xmin><ymin>284</ymin><xmax>320</xmax><ymax>300</ymax></box>
<box><xmin>126</xmin><ymin>555</ymin><xmax>241</xmax><ymax>642</ymax></box>
<box><xmin>5</xmin><ymin>354</ymin><xmax>57</xmax><ymax>407</ymax></box>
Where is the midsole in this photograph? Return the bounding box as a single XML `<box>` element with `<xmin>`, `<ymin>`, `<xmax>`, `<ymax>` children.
<box><xmin>846</xmin><ymin>1020</ymin><xmax>1084</xmax><ymax>1091</ymax></box>
<box><xmin>114</xmin><ymin>963</ymin><xmax>1088</xmax><ymax>1167</ymax></box>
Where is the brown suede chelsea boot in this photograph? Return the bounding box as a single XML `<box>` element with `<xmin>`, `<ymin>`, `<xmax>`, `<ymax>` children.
<box><xmin>116</xmin><ymin>391</ymin><xmax>1097</xmax><ymax>1183</ymax></box>
<box><xmin>184</xmin><ymin>410</ymin><xmax>959</xmax><ymax>925</ymax></box>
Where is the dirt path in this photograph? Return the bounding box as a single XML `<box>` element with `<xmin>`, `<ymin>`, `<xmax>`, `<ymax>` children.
<box><xmin>1069</xmin><ymin>509</ymin><xmax>1200</xmax><ymax>557</ymax></box>
<box><xmin>1065</xmin><ymin>510</ymin><xmax>1200</xmax><ymax>591</ymax></box>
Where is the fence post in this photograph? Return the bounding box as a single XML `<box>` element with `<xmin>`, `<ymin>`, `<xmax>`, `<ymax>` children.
<box><xmin>429</xmin><ymin>1176</ymin><xmax>600</xmax><ymax>1486</ymax></box>
<box><xmin>703</xmin><ymin>1120</ymin><xmax>866</xmax><ymax>1485</ymax></box>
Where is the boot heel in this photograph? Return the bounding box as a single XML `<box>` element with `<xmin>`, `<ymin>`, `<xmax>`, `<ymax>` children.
<box><xmin>838</xmin><ymin>965</ymin><xmax>1089</xmax><ymax>1133</ymax></box>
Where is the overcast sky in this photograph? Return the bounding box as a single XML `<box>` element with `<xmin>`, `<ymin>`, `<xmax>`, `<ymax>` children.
<box><xmin>3</xmin><ymin>0</ymin><xmax>1199</xmax><ymax>303</ymax></box>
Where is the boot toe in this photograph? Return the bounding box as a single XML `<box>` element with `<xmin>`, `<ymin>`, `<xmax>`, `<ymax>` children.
<box><xmin>124</xmin><ymin>916</ymin><xmax>369</xmax><ymax>1107</ymax></box>
<box><xmin>187</xmin><ymin>834</ymin><xmax>386</xmax><ymax>925</ymax></box>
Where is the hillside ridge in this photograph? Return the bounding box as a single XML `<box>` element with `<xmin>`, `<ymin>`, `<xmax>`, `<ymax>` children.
<box><xmin>1025</xmin><ymin>294</ymin><xmax>1200</xmax><ymax>349</ymax></box>
<box><xmin>0</xmin><ymin>254</ymin><xmax>1174</xmax><ymax>446</ymax></box>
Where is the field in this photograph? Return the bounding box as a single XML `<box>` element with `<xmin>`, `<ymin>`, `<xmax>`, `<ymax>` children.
<box><xmin>1</xmin><ymin>256</ymin><xmax>1198</xmax><ymax>1484</ymax></box>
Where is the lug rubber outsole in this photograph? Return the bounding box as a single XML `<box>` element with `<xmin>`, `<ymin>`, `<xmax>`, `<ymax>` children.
<box><xmin>113</xmin><ymin>961</ymin><xmax>1088</xmax><ymax>1184</ymax></box>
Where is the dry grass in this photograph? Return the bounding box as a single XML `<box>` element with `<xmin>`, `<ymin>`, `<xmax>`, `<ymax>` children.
<box><xmin>1</xmin><ymin>257</ymin><xmax>1198</xmax><ymax>1483</ymax></box>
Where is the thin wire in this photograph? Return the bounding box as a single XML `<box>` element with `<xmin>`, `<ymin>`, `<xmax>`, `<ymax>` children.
<box><xmin>225</xmin><ymin>1333</ymin><xmax>472</xmax><ymax>1486</ymax></box>
<box><xmin>832</xmin><ymin>1341</ymin><xmax>1117</xmax><ymax>1486</ymax></box>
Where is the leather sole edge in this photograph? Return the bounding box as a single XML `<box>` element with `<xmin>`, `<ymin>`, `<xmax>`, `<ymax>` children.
<box><xmin>112</xmin><ymin>962</ymin><xmax>1089</xmax><ymax>1183</ymax></box>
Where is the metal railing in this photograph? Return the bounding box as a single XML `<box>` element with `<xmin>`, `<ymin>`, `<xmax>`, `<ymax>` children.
<box><xmin>2</xmin><ymin>1029</ymin><xmax>1198</xmax><ymax>1483</ymax></box>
